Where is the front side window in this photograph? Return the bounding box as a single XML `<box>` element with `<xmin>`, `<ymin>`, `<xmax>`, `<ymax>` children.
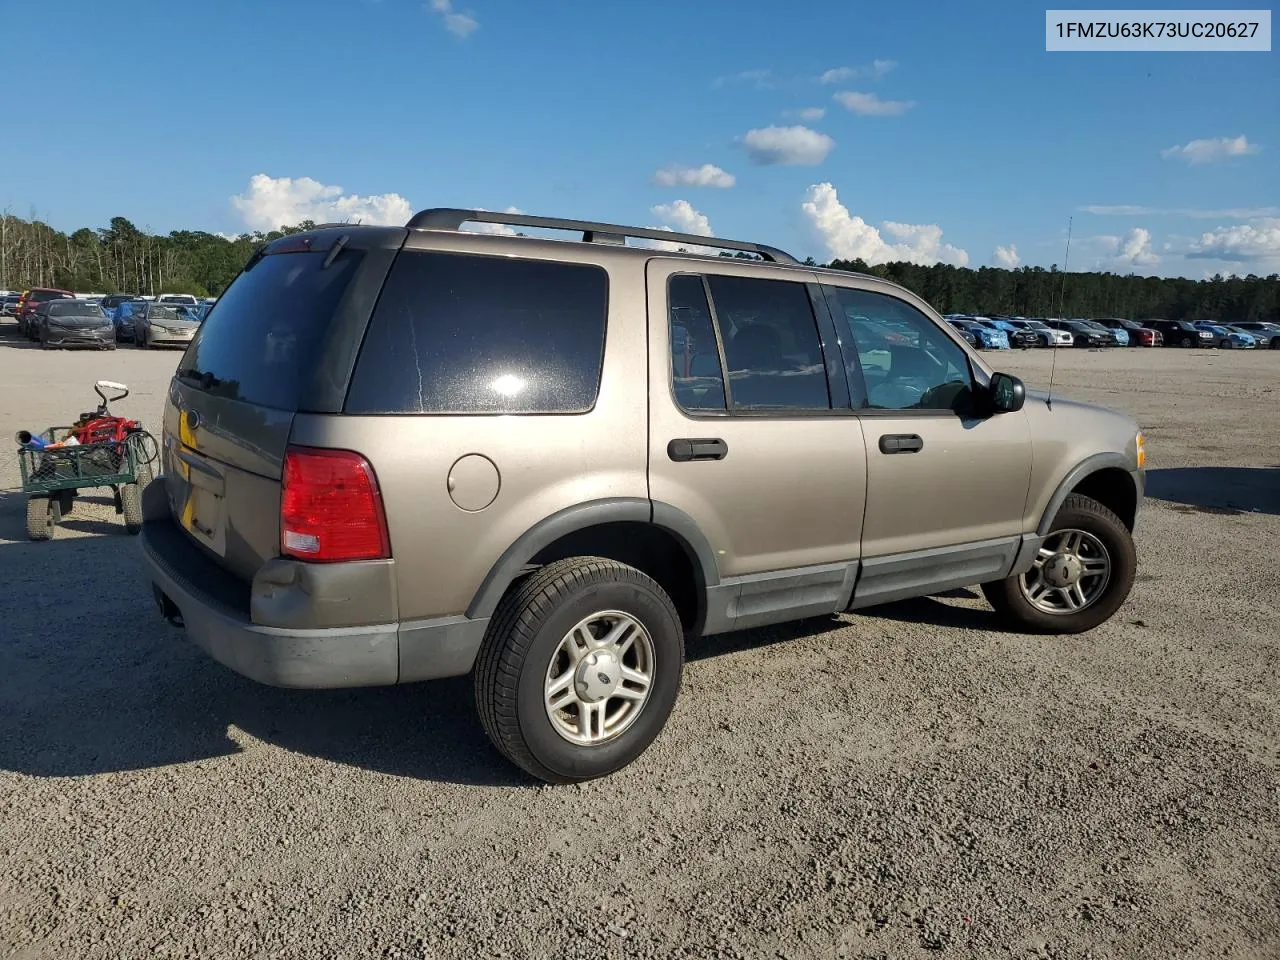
<box><xmin>824</xmin><ymin>286</ymin><xmax>974</xmax><ymax>412</ymax></box>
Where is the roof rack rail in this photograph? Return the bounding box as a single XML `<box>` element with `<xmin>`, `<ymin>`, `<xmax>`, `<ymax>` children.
<box><xmin>405</xmin><ymin>207</ymin><xmax>799</xmax><ymax>265</ymax></box>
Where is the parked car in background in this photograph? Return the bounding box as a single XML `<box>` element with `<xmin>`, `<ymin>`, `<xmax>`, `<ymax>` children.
<box><xmin>157</xmin><ymin>293</ymin><xmax>199</xmax><ymax>307</ymax></box>
<box><xmin>134</xmin><ymin>302</ymin><xmax>201</xmax><ymax>349</ymax></box>
<box><xmin>946</xmin><ymin>317</ymin><xmax>1009</xmax><ymax>349</ymax></box>
<box><xmin>1007</xmin><ymin>318</ymin><xmax>1072</xmax><ymax>347</ymax></box>
<box><xmin>1</xmin><ymin>294</ymin><xmax>22</xmax><ymax>316</ymax></box>
<box><xmin>1193</xmin><ymin>321</ymin><xmax>1255</xmax><ymax>349</ymax></box>
<box><xmin>1231</xmin><ymin>321</ymin><xmax>1280</xmax><ymax>349</ymax></box>
<box><xmin>100</xmin><ymin>293</ymin><xmax>140</xmax><ymax>311</ymax></box>
<box><xmin>970</xmin><ymin>316</ymin><xmax>1040</xmax><ymax>349</ymax></box>
<box><xmin>1075</xmin><ymin>319</ymin><xmax>1128</xmax><ymax>346</ymax></box>
<box><xmin>32</xmin><ymin>299</ymin><xmax>116</xmax><ymax>349</ymax></box>
<box><xmin>950</xmin><ymin>322</ymin><xmax>979</xmax><ymax>347</ymax></box>
<box><xmin>1092</xmin><ymin>318</ymin><xmax>1161</xmax><ymax>347</ymax></box>
<box><xmin>111</xmin><ymin>299</ymin><xmax>147</xmax><ymax>343</ymax></box>
<box><xmin>16</xmin><ymin>287</ymin><xmax>76</xmax><ymax>336</ymax></box>
<box><xmin>1145</xmin><ymin>319</ymin><xmax>1213</xmax><ymax>348</ymax></box>
<box><xmin>1044</xmin><ymin>319</ymin><xmax>1117</xmax><ymax>348</ymax></box>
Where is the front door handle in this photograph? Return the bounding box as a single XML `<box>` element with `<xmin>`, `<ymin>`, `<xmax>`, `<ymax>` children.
<box><xmin>667</xmin><ymin>438</ymin><xmax>728</xmax><ymax>462</ymax></box>
<box><xmin>878</xmin><ymin>433</ymin><xmax>923</xmax><ymax>454</ymax></box>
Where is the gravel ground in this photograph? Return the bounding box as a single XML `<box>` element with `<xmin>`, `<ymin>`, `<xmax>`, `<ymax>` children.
<box><xmin>1</xmin><ymin>326</ymin><xmax>1278</xmax><ymax>960</ymax></box>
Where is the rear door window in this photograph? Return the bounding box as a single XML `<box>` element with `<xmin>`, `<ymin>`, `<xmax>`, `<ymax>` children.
<box><xmin>178</xmin><ymin>249</ymin><xmax>365</xmax><ymax>410</ymax></box>
<box><xmin>344</xmin><ymin>250</ymin><xmax>609</xmax><ymax>414</ymax></box>
<box><xmin>704</xmin><ymin>274</ymin><xmax>831</xmax><ymax>411</ymax></box>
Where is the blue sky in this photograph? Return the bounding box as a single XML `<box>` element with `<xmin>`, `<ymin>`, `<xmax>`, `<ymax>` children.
<box><xmin>1</xmin><ymin>0</ymin><xmax>1275</xmax><ymax>277</ymax></box>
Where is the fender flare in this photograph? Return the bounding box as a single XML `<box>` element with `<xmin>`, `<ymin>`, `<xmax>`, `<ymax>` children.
<box><xmin>1036</xmin><ymin>452</ymin><xmax>1137</xmax><ymax>536</ymax></box>
<box><xmin>464</xmin><ymin>498</ymin><xmax>721</xmax><ymax>620</ymax></box>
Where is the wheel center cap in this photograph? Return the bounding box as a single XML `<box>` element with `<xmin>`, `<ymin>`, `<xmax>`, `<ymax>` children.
<box><xmin>1043</xmin><ymin>553</ymin><xmax>1082</xmax><ymax>588</ymax></box>
<box><xmin>575</xmin><ymin>651</ymin><xmax>621</xmax><ymax>703</ymax></box>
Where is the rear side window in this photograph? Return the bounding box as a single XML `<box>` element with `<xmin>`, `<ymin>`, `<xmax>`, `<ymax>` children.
<box><xmin>345</xmin><ymin>251</ymin><xmax>608</xmax><ymax>414</ymax></box>
<box><xmin>179</xmin><ymin>249</ymin><xmax>364</xmax><ymax>410</ymax></box>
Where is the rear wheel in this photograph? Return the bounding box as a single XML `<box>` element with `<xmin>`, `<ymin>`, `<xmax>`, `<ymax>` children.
<box><xmin>1220</xmin><ymin>339</ymin><xmax>1234</xmax><ymax>349</ymax></box>
<box><xmin>26</xmin><ymin>495</ymin><xmax>60</xmax><ymax>541</ymax></box>
<box><xmin>982</xmin><ymin>494</ymin><xmax>1136</xmax><ymax>634</ymax></box>
<box><xmin>120</xmin><ymin>480</ymin><xmax>144</xmax><ymax>534</ymax></box>
<box><xmin>474</xmin><ymin>557</ymin><xmax>684</xmax><ymax>784</ymax></box>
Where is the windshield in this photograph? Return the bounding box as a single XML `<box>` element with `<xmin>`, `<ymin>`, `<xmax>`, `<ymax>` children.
<box><xmin>48</xmin><ymin>302</ymin><xmax>107</xmax><ymax>318</ymax></box>
<box><xmin>148</xmin><ymin>306</ymin><xmax>182</xmax><ymax>321</ymax></box>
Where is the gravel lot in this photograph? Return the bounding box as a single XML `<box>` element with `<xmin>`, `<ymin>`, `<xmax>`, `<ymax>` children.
<box><xmin>1</xmin><ymin>325</ymin><xmax>1277</xmax><ymax>960</ymax></box>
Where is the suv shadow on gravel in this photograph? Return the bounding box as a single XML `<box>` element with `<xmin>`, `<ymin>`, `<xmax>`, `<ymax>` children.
<box><xmin>0</xmin><ymin>520</ymin><xmax>845</xmax><ymax>785</ymax></box>
<box><xmin>1145</xmin><ymin>466</ymin><xmax>1279</xmax><ymax>516</ymax></box>
<box><xmin>136</xmin><ymin>209</ymin><xmax>1148</xmax><ymax>784</ymax></box>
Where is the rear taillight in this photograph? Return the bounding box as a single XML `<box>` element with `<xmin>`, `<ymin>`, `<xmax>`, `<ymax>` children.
<box><xmin>280</xmin><ymin>446</ymin><xmax>390</xmax><ymax>562</ymax></box>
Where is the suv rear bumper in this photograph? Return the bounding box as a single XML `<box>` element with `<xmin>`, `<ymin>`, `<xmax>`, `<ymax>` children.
<box><xmin>139</xmin><ymin>502</ymin><xmax>489</xmax><ymax>689</ymax></box>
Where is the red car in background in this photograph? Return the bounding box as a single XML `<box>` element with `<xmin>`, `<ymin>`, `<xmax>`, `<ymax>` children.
<box><xmin>1093</xmin><ymin>317</ymin><xmax>1164</xmax><ymax>347</ymax></box>
<box><xmin>15</xmin><ymin>287</ymin><xmax>76</xmax><ymax>336</ymax></box>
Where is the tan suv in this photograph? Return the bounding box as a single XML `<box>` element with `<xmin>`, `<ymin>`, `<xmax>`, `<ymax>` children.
<box><xmin>139</xmin><ymin>209</ymin><xmax>1146</xmax><ymax>783</ymax></box>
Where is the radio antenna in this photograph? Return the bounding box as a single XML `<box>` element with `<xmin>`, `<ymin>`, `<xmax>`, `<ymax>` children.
<box><xmin>1047</xmin><ymin>215</ymin><xmax>1072</xmax><ymax>410</ymax></box>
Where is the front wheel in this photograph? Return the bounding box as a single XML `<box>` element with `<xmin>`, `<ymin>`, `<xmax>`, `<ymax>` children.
<box><xmin>1180</xmin><ymin>335</ymin><xmax>1194</xmax><ymax>347</ymax></box>
<box><xmin>474</xmin><ymin>557</ymin><xmax>684</xmax><ymax>784</ymax></box>
<box><xmin>982</xmin><ymin>494</ymin><xmax>1136</xmax><ymax>634</ymax></box>
<box><xmin>26</xmin><ymin>495</ymin><xmax>60</xmax><ymax>541</ymax></box>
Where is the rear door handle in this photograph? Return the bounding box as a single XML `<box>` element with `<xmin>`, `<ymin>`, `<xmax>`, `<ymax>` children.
<box><xmin>667</xmin><ymin>438</ymin><xmax>728</xmax><ymax>462</ymax></box>
<box><xmin>878</xmin><ymin>433</ymin><xmax>923</xmax><ymax>454</ymax></box>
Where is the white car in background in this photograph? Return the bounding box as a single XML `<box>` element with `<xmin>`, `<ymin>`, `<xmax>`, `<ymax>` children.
<box><xmin>1009</xmin><ymin>317</ymin><xmax>1073</xmax><ymax>347</ymax></box>
<box><xmin>156</xmin><ymin>294</ymin><xmax>199</xmax><ymax>306</ymax></box>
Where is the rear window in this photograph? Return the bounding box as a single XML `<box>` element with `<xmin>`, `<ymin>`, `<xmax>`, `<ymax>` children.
<box><xmin>345</xmin><ymin>250</ymin><xmax>608</xmax><ymax>414</ymax></box>
<box><xmin>178</xmin><ymin>249</ymin><xmax>364</xmax><ymax>410</ymax></box>
<box><xmin>31</xmin><ymin>290</ymin><xmax>72</xmax><ymax>303</ymax></box>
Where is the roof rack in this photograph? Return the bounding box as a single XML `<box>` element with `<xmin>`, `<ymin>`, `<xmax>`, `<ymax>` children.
<box><xmin>405</xmin><ymin>207</ymin><xmax>800</xmax><ymax>265</ymax></box>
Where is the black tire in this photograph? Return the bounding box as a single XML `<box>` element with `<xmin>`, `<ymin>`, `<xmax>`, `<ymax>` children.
<box><xmin>26</xmin><ymin>495</ymin><xmax>60</xmax><ymax>541</ymax></box>
<box><xmin>58</xmin><ymin>490</ymin><xmax>75</xmax><ymax>515</ymax></box>
<box><xmin>1220</xmin><ymin>339</ymin><xmax>1234</xmax><ymax>349</ymax></box>
<box><xmin>981</xmin><ymin>494</ymin><xmax>1136</xmax><ymax>635</ymax></box>
<box><xmin>1180</xmin><ymin>335</ymin><xmax>1194</xmax><ymax>347</ymax></box>
<box><xmin>474</xmin><ymin>556</ymin><xmax>684</xmax><ymax>784</ymax></box>
<box><xmin>121</xmin><ymin>481</ymin><xmax>144</xmax><ymax>535</ymax></box>
<box><xmin>1271</xmin><ymin>338</ymin><xmax>1280</xmax><ymax>350</ymax></box>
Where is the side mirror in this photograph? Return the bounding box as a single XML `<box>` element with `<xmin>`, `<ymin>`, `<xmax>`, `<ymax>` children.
<box><xmin>989</xmin><ymin>372</ymin><xmax>1025</xmax><ymax>413</ymax></box>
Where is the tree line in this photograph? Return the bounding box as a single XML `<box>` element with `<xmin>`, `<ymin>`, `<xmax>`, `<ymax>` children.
<box><xmin>1</xmin><ymin>211</ymin><xmax>1275</xmax><ymax>322</ymax></box>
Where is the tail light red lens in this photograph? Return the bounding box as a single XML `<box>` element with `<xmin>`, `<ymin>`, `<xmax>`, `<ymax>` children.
<box><xmin>280</xmin><ymin>446</ymin><xmax>390</xmax><ymax>562</ymax></box>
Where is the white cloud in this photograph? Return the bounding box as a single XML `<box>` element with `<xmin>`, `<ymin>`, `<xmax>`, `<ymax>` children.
<box><xmin>645</xmin><ymin>200</ymin><xmax>719</xmax><ymax>254</ymax></box>
<box><xmin>819</xmin><ymin>60</ymin><xmax>896</xmax><ymax>83</ymax></box>
<box><xmin>712</xmin><ymin>68</ymin><xmax>775</xmax><ymax>90</ymax></box>
<box><xmin>740</xmin><ymin>125</ymin><xmax>834</xmax><ymax>166</ymax></box>
<box><xmin>652</xmin><ymin>164</ymin><xmax>736</xmax><ymax>189</ymax></box>
<box><xmin>1116</xmin><ymin>227</ymin><xmax>1159</xmax><ymax>266</ymax></box>
<box><xmin>231</xmin><ymin>174</ymin><xmax>412</xmax><ymax>231</ymax></box>
<box><xmin>993</xmin><ymin>244</ymin><xmax>1020</xmax><ymax>268</ymax></box>
<box><xmin>833</xmin><ymin>91</ymin><xmax>916</xmax><ymax>116</ymax></box>
<box><xmin>428</xmin><ymin>0</ymin><xmax>478</xmax><ymax>38</ymax></box>
<box><xmin>1187</xmin><ymin>219</ymin><xmax>1280</xmax><ymax>267</ymax></box>
<box><xmin>798</xmin><ymin>107</ymin><xmax>826</xmax><ymax>121</ymax></box>
<box><xmin>801</xmin><ymin>182</ymin><xmax>968</xmax><ymax>267</ymax></box>
<box><xmin>1088</xmin><ymin>228</ymin><xmax>1160</xmax><ymax>271</ymax></box>
<box><xmin>1080</xmin><ymin>203</ymin><xmax>1279</xmax><ymax>219</ymax></box>
<box><xmin>1160</xmin><ymin>135</ymin><xmax>1259</xmax><ymax>165</ymax></box>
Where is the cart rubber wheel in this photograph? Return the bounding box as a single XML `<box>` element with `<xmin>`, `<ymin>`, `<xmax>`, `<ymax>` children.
<box><xmin>26</xmin><ymin>495</ymin><xmax>60</xmax><ymax>541</ymax></box>
<box><xmin>58</xmin><ymin>490</ymin><xmax>75</xmax><ymax>516</ymax></box>
<box><xmin>121</xmin><ymin>482</ymin><xmax>144</xmax><ymax>535</ymax></box>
